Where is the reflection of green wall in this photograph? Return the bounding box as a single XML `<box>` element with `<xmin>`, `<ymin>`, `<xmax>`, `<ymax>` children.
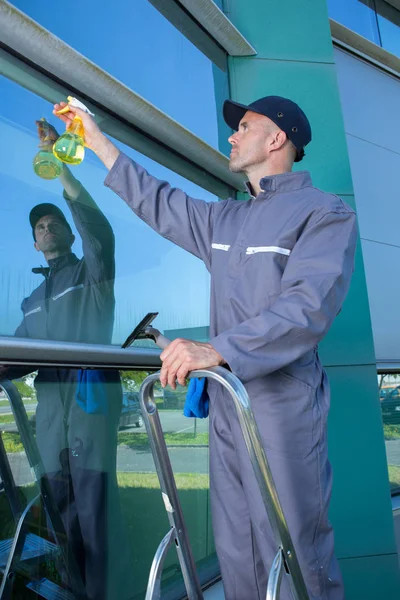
<box><xmin>222</xmin><ymin>0</ymin><xmax>400</xmax><ymax>596</ymax></box>
<box><xmin>164</xmin><ymin>326</ymin><xmax>209</xmax><ymax>343</ymax></box>
<box><xmin>119</xmin><ymin>483</ymin><xmax>213</xmax><ymax>600</ymax></box>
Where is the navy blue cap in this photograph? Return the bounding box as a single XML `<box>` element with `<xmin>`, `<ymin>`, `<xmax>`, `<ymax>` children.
<box><xmin>223</xmin><ymin>96</ymin><xmax>312</xmax><ymax>162</ymax></box>
<box><xmin>29</xmin><ymin>203</ymin><xmax>72</xmax><ymax>239</ymax></box>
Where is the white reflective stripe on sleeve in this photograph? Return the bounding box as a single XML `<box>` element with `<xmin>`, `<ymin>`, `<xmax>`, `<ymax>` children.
<box><xmin>212</xmin><ymin>243</ymin><xmax>231</xmax><ymax>251</ymax></box>
<box><xmin>246</xmin><ymin>246</ymin><xmax>291</xmax><ymax>256</ymax></box>
<box><xmin>24</xmin><ymin>306</ymin><xmax>42</xmax><ymax>318</ymax></box>
<box><xmin>52</xmin><ymin>283</ymin><xmax>84</xmax><ymax>301</ymax></box>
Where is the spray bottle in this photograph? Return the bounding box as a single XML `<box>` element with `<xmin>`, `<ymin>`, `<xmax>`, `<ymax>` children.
<box><xmin>53</xmin><ymin>96</ymin><xmax>94</xmax><ymax>165</ymax></box>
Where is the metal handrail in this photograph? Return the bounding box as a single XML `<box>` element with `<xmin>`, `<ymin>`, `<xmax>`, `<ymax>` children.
<box><xmin>0</xmin><ymin>336</ymin><xmax>161</xmax><ymax>370</ymax></box>
<box><xmin>139</xmin><ymin>367</ymin><xmax>310</xmax><ymax>600</ymax></box>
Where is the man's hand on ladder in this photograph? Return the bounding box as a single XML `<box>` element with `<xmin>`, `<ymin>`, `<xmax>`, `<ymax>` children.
<box><xmin>160</xmin><ymin>339</ymin><xmax>225</xmax><ymax>389</ymax></box>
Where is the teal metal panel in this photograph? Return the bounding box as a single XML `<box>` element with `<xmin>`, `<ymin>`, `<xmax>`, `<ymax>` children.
<box><xmin>320</xmin><ymin>233</ymin><xmax>377</xmax><ymax>367</ymax></box>
<box><xmin>223</xmin><ymin>0</ymin><xmax>335</xmax><ymax>63</ymax></box>
<box><xmin>219</xmin><ymin>0</ymin><xmax>400</xmax><ymax>593</ymax></box>
<box><xmin>327</xmin><ymin>365</ymin><xmax>397</xmax><ymax>558</ymax></box>
<box><xmin>339</xmin><ymin>554</ymin><xmax>400</xmax><ymax>600</ymax></box>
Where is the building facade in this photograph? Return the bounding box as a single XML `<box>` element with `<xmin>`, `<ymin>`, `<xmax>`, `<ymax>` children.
<box><xmin>0</xmin><ymin>0</ymin><xmax>399</xmax><ymax>598</ymax></box>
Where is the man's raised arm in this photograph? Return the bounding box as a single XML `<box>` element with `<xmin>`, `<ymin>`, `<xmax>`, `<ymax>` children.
<box><xmin>53</xmin><ymin>103</ymin><xmax>222</xmax><ymax>269</ymax></box>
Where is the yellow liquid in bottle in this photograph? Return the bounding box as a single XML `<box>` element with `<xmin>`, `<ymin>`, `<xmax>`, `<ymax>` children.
<box><xmin>53</xmin><ymin>117</ymin><xmax>85</xmax><ymax>165</ymax></box>
<box><xmin>33</xmin><ymin>149</ymin><xmax>63</xmax><ymax>179</ymax></box>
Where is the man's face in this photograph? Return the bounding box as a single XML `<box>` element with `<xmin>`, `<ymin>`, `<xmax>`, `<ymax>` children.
<box><xmin>34</xmin><ymin>214</ymin><xmax>73</xmax><ymax>254</ymax></box>
<box><xmin>228</xmin><ymin>111</ymin><xmax>278</xmax><ymax>174</ymax></box>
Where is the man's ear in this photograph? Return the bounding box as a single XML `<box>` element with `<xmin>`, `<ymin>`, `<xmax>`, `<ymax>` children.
<box><xmin>69</xmin><ymin>234</ymin><xmax>75</xmax><ymax>247</ymax></box>
<box><xmin>268</xmin><ymin>130</ymin><xmax>287</xmax><ymax>155</ymax></box>
<box><xmin>34</xmin><ymin>241</ymin><xmax>40</xmax><ymax>252</ymax></box>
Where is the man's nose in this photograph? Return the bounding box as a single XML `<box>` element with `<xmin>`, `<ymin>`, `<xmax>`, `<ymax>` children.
<box><xmin>228</xmin><ymin>132</ymin><xmax>238</xmax><ymax>145</ymax></box>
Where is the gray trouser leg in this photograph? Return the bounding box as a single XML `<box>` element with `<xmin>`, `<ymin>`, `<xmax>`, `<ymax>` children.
<box><xmin>209</xmin><ymin>382</ymin><xmax>344</xmax><ymax>600</ymax></box>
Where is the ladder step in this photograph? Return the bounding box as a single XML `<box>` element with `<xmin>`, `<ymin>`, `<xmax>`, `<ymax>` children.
<box><xmin>0</xmin><ymin>533</ymin><xmax>57</xmax><ymax>567</ymax></box>
<box><xmin>27</xmin><ymin>578</ymin><xmax>76</xmax><ymax>600</ymax></box>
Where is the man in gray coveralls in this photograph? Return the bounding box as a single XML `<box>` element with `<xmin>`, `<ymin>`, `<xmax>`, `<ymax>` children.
<box><xmin>55</xmin><ymin>95</ymin><xmax>357</xmax><ymax>600</ymax></box>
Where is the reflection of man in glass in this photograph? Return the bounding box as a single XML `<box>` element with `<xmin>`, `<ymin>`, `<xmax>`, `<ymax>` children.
<box><xmin>12</xmin><ymin>122</ymin><xmax>126</xmax><ymax>600</ymax></box>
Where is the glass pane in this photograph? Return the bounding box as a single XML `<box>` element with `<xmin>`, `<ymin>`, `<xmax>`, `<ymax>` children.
<box><xmin>0</xmin><ymin>76</ymin><xmax>216</xmax><ymax>346</ymax></box>
<box><xmin>333</xmin><ymin>47</ymin><xmax>400</xmax><ymax>361</ymax></box>
<box><xmin>0</xmin><ymin>369</ymin><xmax>215</xmax><ymax>599</ymax></box>
<box><xmin>377</xmin><ymin>13</ymin><xmax>400</xmax><ymax>58</ymax></box>
<box><xmin>11</xmin><ymin>0</ymin><xmax>227</xmax><ymax>147</ymax></box>
<box><xmin>326</xmin><ymin>0</ymin><xmax>381</xmax><ymax>45</ymax></box>
<box><xmin>377</xmin><ymin>373</ymin><xmax>400</xmax><ymax>495</ymax></box>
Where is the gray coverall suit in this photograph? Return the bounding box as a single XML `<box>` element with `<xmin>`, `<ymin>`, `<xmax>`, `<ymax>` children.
<box><xmin>105</xmin><ymin>153</ymin><xmax>357</xmax><ymax>600</ymax></box>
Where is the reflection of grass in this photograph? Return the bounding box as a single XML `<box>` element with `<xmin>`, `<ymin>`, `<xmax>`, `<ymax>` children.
<box><xmin>118</xmin><ymin>431</ymin><xmax>209</xmax><ymax>448</ymax></box>
<box><xmin>117</xmin><ymin>471</ymin><xmax>209</xmax><ymax>489</ymax></box>
<box><xmin>2</xmin><ymin>430</ymin><xmax>209</xmax><ymax>454</ymax></box>
<box><xmin>388</xmin><ymin>465</ymin><xmax>400</xmax><ymax>490</ymax></box>
<box><xmin>0</xmin><ymin>399</ymin><xmax>36</xmax><ymax>408</ymax></box>
<box><xmin>2</xmin><ymin>432</ymin><xmax>24</xmax><ymax>453</ymax></box>
<box><xmin>0</xmin><ymin>412</ymin><xmax>34</xmax><ymax>424</ymax></box>
<box><xmin>384</xmin><ymin>424</ymin><xmax>400</xmax><ymax>440</ymax></box>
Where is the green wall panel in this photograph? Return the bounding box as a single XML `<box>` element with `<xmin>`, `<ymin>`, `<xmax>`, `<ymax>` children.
<box><xmin>223</xmin><ymin>0</ymin><xmax>334</xmax><ymax>63</ymax></box>
<box><xmin>228</xmin><ymin>58</ymin><xmax>354</xmax><ymax>194</ymax></box>
<box><xmin>220</xmin><ymin>0</ymin><xmax>400</xmax><ymax>592</ymax></box>
<box><xmin>326</xmin><ymin>365</ymin><xmax>396</xmax><ymax>558</ymax></box>
<box><xmin>339</xmin><ymin>554</ymin><xmax>400</xmax><ymax>600</ymax></box>
<box><xmin>320</xmin><ymin>234</ymin><xmax>376</xmax><ymax>367</ymax></box>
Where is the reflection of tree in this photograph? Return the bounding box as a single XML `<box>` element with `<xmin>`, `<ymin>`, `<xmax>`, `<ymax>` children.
<box><xmin>120</xmin><ymin>371</ymin><xmax>150</xmax><ymax>392</ymax></box>
<box><xmin>14</xmin><ymin>373</ymin><xmax>36</xmax><ymax>400</ymax></box>
<box><xmin>378</xmin><ymin>373</ymin><xmax>399</xmax><ymax>391</ymax></box>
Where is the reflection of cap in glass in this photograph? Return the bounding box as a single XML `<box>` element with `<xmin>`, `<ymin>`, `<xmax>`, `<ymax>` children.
<box><xmin>223</xmin><ymin>95</ymin><xmax>312</xmax><ymax>162</ymax></box>
<box><xmin>29</xmin><ymin>203</ymin><xmax>72</xmax><ymax>239</ymax></box>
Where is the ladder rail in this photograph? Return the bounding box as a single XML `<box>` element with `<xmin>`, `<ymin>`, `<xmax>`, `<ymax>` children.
<box><xmin>140</xmin><ymin>374</ymin><xmax>204</xmax><ymax>600</ymax></box>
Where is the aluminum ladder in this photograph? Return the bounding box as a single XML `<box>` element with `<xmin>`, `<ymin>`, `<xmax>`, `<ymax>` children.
<box><xmin>138</xmin><ymin>364</ymin><xmax>310</xmax><ymax>599</ymax></box>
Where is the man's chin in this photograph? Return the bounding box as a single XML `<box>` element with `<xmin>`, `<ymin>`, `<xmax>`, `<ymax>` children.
<box><xmin>229</xmin><ymin>159</ymin><xmax>244</xmax><ymax>174</ymax></box>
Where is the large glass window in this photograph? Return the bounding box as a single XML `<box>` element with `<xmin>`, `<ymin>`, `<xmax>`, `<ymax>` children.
<box><xmin>333</xmin><ymin>47</ymin><xmax>400</xmax><ymax>363</ymax></box>
<box><xmin>327</xmin><ymin>0</ymin><xmax>381</xmax><ymax>45</ymax></box>
<box><xmin>377</xmin><ymin>11</ymin><xmax>400</xmax><ymax>57</ymax></box>
<box><xmin>327</xmin><ymin>0</ymin><xmax>400</xmax><ymax>59</ymax></box>
<box><xmin>0</xmin><ymin>76</ymin><xmax>217</xmax><ymax>346</ymax></box>
<box><xmin>377</xmin><ymin>373</ymin><xmax>400</xmax><ymax>495</ymax></box>
<box><xmin>0</xmin><ymin>369</ymin><xmax>215</xmax><ymax>598</ymax></box>
<box><xmin>11</xmin><ymin>0</ymin><xmax>228</xmax><ymax>147</ymax></box>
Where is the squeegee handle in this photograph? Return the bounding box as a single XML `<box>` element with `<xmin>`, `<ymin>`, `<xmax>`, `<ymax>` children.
<box><xmin>145</xmin><ymin>327</ymin><xmax>171</xmax><ymax>350</ymax></box>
